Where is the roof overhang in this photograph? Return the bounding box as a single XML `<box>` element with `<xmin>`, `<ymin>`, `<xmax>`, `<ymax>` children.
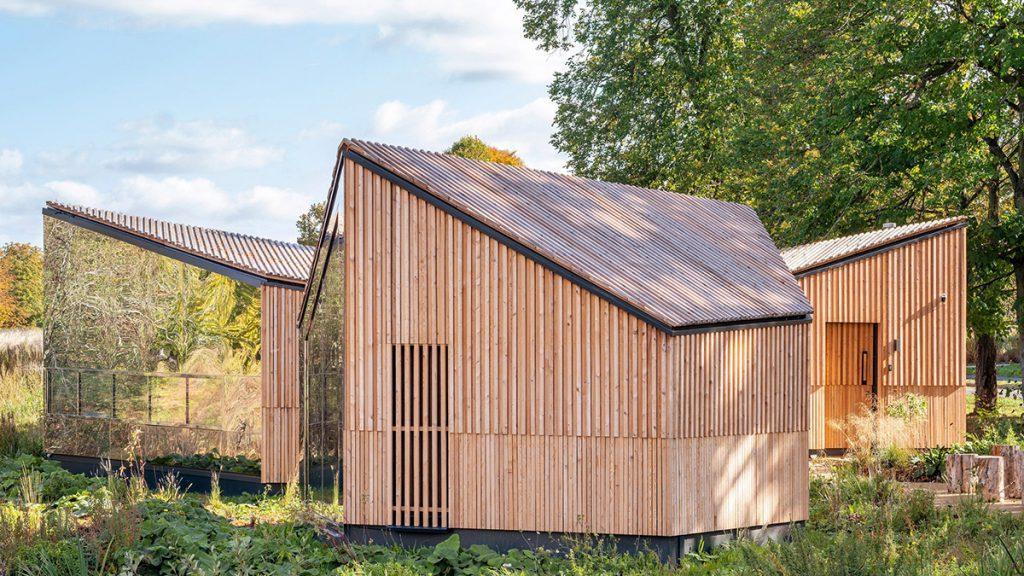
<box><xmin>43</xmin><ymin>205</ymin><xmax>305</xmax><ymax>291</ymax></box>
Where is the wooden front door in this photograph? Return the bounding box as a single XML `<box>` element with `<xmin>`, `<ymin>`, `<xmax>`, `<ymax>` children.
<box><xmin>824</xmin><ymin>322</ymin><xmax>878</xmax><ymax>450</ymax></box>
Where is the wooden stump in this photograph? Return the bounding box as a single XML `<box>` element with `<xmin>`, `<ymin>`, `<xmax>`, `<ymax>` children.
<box><xmin>991</xmin><ymin>445</ymin><xmax>1024</xmax><ymax>499</ymax></box>
<box><xmin>959</xmin><ymin>453</ymin><xmax>978</xmax><ymax>494</ymax></box>
<box><xmin>946</xmin><ymin>453</ymin><xmax>963</xmax><ymax>493</ymax></box>
<box><xmin>976</xmin><ymin>455</ymin><xmax>1005</xmax><ymax>502</ymax></box>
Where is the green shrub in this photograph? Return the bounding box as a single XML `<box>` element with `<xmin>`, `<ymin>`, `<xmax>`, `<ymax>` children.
<box><xmin>148</xmin><ymin>451</ymin><xmax>261</xmax><ymax>475</ymax></box>
<box><xmin>10</xmin><ymin>539</ymin><xmax>90</xmax><ymax>576</ymax></box>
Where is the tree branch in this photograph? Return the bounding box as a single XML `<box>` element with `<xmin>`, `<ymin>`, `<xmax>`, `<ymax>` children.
<box><xmin>984</xmin><ymin>136</ymin><xmax>1021</xmax><ymax>190</ymax></box>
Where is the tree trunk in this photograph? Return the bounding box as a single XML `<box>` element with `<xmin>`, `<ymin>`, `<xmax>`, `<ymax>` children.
<box><xmin>1016</xmin><ymin>265</ymin><xmax>1024</xmax><ymax>396</ymax></box>
<box><xmin>975</xmin><ymin>333</ymin><xmax>999</xmax><ymax>412</ymax></box>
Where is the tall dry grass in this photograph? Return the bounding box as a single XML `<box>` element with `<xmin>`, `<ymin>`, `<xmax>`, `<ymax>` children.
<box><xmin>0</xmin><ymin>328</ymin><xmax>44</xmax><ymax>455</ymax></box>
<box><xmin>830</xmin><ymin>393</ymin><xmax>929</xmax><ymax>476</ymax></box>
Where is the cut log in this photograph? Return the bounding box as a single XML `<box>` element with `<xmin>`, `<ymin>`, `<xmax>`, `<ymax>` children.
<box><xmin>960</xmin><ymin>453</ymin><xmax>978</xmax><ymax>494</ymax></box>
<box><xmin>976</xmin><ymin>455</ymin><xmax>1005</xmax><ymax>502</ymax></box>
<box><xmin>991</xmin><ymin>445</ymin><xmax>1023</xmax><ymax>499</ymax></box>
<box><xmin>946</xmin><ymin>453</ymin><xmax>963</xmax><ymax>493</ymax></box>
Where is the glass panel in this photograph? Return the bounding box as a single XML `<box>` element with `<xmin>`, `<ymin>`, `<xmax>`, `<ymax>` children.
<box><xmin>79</xmin><ymin>371</ymin><xmax>110</xmax><ymax>418</ymax></box>
<box><xmin>47</xmin><ymin>369</ymin><xmax>77</xmax><ymax>414</ymax></box>
<box><xmin>43</xmin><ymin>217</ymin><xmax>264</xmax><ymax>467</ymax></box>
<box><xmin>302</xmin><ymin>213</ymin><xmax>344</xmax><ymax>502</ymax></box>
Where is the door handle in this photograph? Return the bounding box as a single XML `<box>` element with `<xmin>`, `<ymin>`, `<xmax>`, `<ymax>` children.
<box><xmin>860</xmin><ymin>350</ymin><xmax>868</xmax><ymax>386</ymax></box>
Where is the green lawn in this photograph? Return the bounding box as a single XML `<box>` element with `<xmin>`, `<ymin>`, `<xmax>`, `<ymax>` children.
<box><xmin>966</xmin><ymin>363</ymin><xmax>1021</xmax><ymax>379</ymax></box>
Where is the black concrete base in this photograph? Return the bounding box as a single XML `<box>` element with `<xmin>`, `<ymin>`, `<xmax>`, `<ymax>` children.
<box><xmin>343</xmin><ymin>522</ymin><xmax>797</xmax><ymax>562</ymax></box>
<box><xmin>811</xmin><ymin>448</ymin><xmax>847</xmax><ymax>457</ymax></box>
<box><xmin>48</xmin><ymin>454</ymin><xmax>278</xmax><ymax>496</ymax></box>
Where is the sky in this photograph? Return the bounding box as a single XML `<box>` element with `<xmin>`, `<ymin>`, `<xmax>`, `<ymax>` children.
<box><xmin>0</xmin><ymin>0</ymin><xmax>568</xmax><ymax>246</ymax></box>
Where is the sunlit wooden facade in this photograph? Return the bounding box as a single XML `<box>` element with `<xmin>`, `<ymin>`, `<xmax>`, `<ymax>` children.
<box><xmin>783</xmin><ymin>219</ymin><xmax>967</xmax><ymax>451</ymax></box>
<box><xmin>301</xmin><ymin>140</ymin><xmax>813</xmax><ymax>545</ymax></box>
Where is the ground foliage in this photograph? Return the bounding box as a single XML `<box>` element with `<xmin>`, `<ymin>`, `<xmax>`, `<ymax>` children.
<box><xmin>4</xmin><ymin>453</ymin><xmax>1024</xmax><ymax>574</ymax></box>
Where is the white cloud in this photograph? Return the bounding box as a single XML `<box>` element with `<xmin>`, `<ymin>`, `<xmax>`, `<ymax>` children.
<box><xmin>297</xmin><ymin>120</ymin><xmax>346</xmax><ymax>142</ymax></box>
<box><xmin>111</xmin><ymin>175</ymin><xmax>316</xmax><ymax>241</ymax></box>
<box><xmin>43</xmin><ymin>180</ymin><xmax>101</xmax><ymax>206</ymax></box>
<box><xmin>370</xmin><ymin>97</ymin><xmax>566</xmax><ymax>171</ymax></box>
<box><xmin>0</xmin><ymin>0</ymin><xmax>50</xmax><ymax>16</ymax></box>
<box><xmin>0</xmin><ymin>174</ymin><xmax>317</xmax><ymax>245</ymax></box>
<box><xmin>1</xmin><ymin>1</ymin><xmax>562</xmax><ymax>83</ymax></box>
<box><xmin>106</xmin><ymin>118</ymin><xmax>283</xmax><ymax>174</ymax></box>
<box><xmin>0</xmin><ymin>149</ymin><xmax>24</xmax><ymax>175</ymax></box>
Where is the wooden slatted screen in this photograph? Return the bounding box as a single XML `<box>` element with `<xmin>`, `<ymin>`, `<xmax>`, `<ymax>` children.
<box><xmin>391</xmin><ymin>343</ymin><xmax>449</xmax><ymax>528</ymax></box>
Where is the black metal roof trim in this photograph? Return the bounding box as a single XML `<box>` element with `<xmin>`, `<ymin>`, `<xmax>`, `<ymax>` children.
<box><xmin>298</xmin><ymin>146</ymin><xmax>347</xmax><ymax>329</ymax></box>
<box><xmin>346</xmin><ymin>149</ymin><xmax>810</xmax><ymax>336</ymax></box>
<box><xmin>793</xmin><ymin>220</ymin><xmax>968</xmax><ymax>279</ymax></box>
<box><xmin>43</xmin><ymin>206</ymin><xmax>304</xmax><ymax>291</ymax></box>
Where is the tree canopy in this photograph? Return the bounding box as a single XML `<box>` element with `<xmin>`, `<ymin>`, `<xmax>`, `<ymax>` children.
<box><xmin>445</xmin><ymin>136</ymin><xmax>525</xmax><ymax>166</ymax></box>
<box><xmin>0</xmin><ymin>243</ymin><xmax>43</xmax><ymax>328</ymax></box>
<box><xmin>518</xmin><ymin>0</ymin><xmax>1024</xmax><ymax>408</ymax></box>
<box><xmin>296</xmin><ymin>201</ymin><xmax>326</xmax><ymax>247</ymax></box>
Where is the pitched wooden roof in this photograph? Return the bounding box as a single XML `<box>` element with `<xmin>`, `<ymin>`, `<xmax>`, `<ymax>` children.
<box><xmin>342</xmin><ymin>139</ymin><xmax>812</xmax><ymax>331</ymax></box>
<box><xmin>45</xmin><ymin>201</ymin><xmax>314</xmax><ymax>286</ymax></box>
<box><xmin>781</xmin><ymin>216</ymin><xmax>968</xmax><ymax>276</ymax></box>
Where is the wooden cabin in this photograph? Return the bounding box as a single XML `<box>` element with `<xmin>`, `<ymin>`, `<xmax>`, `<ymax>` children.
<box><xmin>299</xmin><ymin>139</ymin><xmax>813</xmax><ymax>554</ymax></box>
<box><xmin>781</xmin><ymin>218</ymin><xmax>967</xmax><ymax>451</ymax></box>
<box><xmin>42</xmin><ymin>202</ymin><xmax>312</xmax><ymax>484</ymax></box>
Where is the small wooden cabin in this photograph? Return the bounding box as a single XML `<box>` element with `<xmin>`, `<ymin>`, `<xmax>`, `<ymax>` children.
<box><xmin>781</xmin><ymin>218</ymin><xmax>967</xmax><ymax>451</ymax></box>
<box><xmin>42</xmin><ymin>202</ymin><xmax>312</xmax><ymax>483</ymax></box>
<box><xmin>300</xmin><ymin>139</ymin><xmax>813</xmax><ymax>552</ymax></box>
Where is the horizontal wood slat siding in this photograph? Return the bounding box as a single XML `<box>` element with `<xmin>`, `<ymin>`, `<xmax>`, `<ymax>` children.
<box><xmin>799</xmin><ymin>228</ymin><xmax>966</xmax><ymax>450</ymax></box>
<box><xmin>260</xmin><ymin>285</ymin><xmax>302</xmax><ymax>483</ymax></box>
<box><xmin>343</xmin><ymin>159</ymin><xmax>808</xmax><ymax>535</ymax></box>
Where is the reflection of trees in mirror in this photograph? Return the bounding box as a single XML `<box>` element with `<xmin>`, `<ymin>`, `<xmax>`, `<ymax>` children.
<box><xmin>301</xmin><ymin>230</ymin><xmax>343</xmax><ymax>502</ymax></box>
<box><xmin>43</xmin><ymin>218</ymin><xmax>262</xmax><ymax>462</ymax></box>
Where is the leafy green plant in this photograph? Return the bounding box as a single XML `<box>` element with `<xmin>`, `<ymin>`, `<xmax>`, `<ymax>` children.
<box><xmin>147</xmin><ymin>451</ymin><xmax>260</xmax><ymax>475</ymax></box>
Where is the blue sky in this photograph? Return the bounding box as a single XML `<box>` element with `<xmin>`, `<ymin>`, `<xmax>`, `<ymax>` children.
<box><xmin>0</xmin><ymin>1</ymin><xmax>566</xmax><ymax>246</ymax></box>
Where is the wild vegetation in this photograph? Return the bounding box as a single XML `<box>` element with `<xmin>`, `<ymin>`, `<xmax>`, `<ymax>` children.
<box><xmin>4</xmin><ymin>446</ymin><xmax>1024</xmax><ymax>574</ymax></box>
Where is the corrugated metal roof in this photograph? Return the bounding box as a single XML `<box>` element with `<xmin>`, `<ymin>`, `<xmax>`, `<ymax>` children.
<box><xmin>343</xmin><ymin>139</ymin><xmax>812</xmax><ymax>330</ymax></box>
<box><xmin>781</xmin><ymin>217</ymin><xmax>967</xmax><ymax>275</ymax></box>
<box><xmin>45</xmin><ymin>201</ymin><xmax>314</xmax><ymax>285</ymax></box>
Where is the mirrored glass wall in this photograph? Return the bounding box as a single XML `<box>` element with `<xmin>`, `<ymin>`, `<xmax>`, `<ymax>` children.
<box><xmin>300</xmin><ymin>197</ymin><xmax>344</xmax><ymax>502</ymax></box>
<box><xmin>44</xmin><ymin>217</ymin><xmax>262</xmax><ymax>465</ymax></box>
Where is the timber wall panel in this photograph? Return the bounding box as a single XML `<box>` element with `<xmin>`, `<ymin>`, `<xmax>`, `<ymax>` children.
<box><xmin>342</xmin><ymin>158</ymin><xmax>809</xmax><ymax>535</ymax></box>
<box><xmin>260</xmin><ymin>285</ymin><xmax>303</xmax><ymax>483</ymax></box>
<box><xmin>799</xmin><ymin>228</ymin><xmax>966</xmax><ymax>450</ymax></box>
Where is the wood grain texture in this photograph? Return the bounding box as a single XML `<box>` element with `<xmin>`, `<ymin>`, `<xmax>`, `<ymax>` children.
<box><xmin>823</xmin><ymin>323</ymin><xmax>875</xmax><ymax>449</ymax></box>
<box><xmin>260</xmin><ymin>285</ymin><xmax>303</xmax><ymax>483</ymax></box>
<box><xmin>798</xmin><ymin>228</ymin><xmax>967</xmax><ymax>450</ymax></box>
<box><xmin>342</xmin><ymin>159</ymin><xmax>809</xmax><ymax>536</ymax></box>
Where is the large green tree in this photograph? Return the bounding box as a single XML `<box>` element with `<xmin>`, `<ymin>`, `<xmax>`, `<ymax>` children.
<box><xmin>296</xmin><ymin>201</ymin><xmax>326</xmax><ymax>247</ymax></box>
<box><xmin>519</xmin><ymin>0</ymin><xmax>1024</xmax><ymax>400</ymax></box>
<box><xmin>516</xmin><ymin>1</ymin><xmax>739</xmax><ymax>199</ymax></box>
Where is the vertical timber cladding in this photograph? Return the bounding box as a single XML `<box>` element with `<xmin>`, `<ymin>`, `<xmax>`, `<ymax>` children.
<box><xmin>800</xmin><ymin>227</ymin><xmax>967</xmax><ymax>450</ymax></box>
<box><xmin>260</xmin><ymin>285</ymin><xmax>303</xmax><ymax>483</ymax></box>
<box><xmin>343</xmin><ymin>157</ymin><xmax>808</xmax><ymax>536</ymax></box>
<box><xmin>823</xmin><ymin>323</ymin><xmax>877</xmax><ymax>450</ymax></box>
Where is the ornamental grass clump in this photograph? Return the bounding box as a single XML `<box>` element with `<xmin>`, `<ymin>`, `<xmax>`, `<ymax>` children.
<box><xmin>830</xmin><ymin>393</ymin><xmax>928</xmax><ymax>477</ymax></box>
